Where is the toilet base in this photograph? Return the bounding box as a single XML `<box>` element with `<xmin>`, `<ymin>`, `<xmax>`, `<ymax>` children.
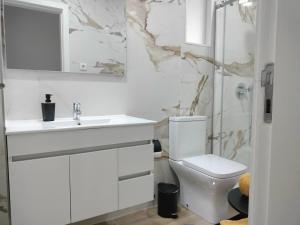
<box><xmin>169</xmin><ymin>160</ymin><xmax>239</xmax><ymax>224</ymax></box>
<box><xmin>178</xmin><ymin>181</ymin><xmax>238</xmax><ymax>224</ymax></box>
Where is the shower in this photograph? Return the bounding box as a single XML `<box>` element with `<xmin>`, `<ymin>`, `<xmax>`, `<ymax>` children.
<box><xmin>212</xmin><ymin>0</ymin><xmax>257</xmax><ymax>166</ymax></box>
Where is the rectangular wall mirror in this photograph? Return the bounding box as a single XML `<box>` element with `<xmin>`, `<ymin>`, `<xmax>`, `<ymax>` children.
<box><xmin>3</xmin><ymin>0</ymin><xmax>126</xmax><ymax>76</ymax></box>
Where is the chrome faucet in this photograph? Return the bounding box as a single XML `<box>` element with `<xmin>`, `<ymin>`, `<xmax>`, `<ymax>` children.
<box><xmin>73</xmin><ymin>102</ymin><xmax>81</xmax><ymax>121</ymax></box>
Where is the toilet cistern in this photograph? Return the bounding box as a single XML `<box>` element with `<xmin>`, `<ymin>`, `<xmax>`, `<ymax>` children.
<box><xmin>73</xmin><ymin>102</ymin><xmax>81</xmax><ymax>122</ymax></box>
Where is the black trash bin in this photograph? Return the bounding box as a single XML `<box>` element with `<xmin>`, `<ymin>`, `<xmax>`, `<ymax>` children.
<box><xmin>157</xmin><ymin>183</ymin><xmax>179</xmax><ymax>218</ymax></box>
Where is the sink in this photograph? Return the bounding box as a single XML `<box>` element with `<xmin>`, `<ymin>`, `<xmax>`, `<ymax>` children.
<box><xmin>79</xmin><ymin>118</ymin><xmax>111</xmax><ymax>126</ymax></box>
<box><xmin>47</xmin><ymin>118</ymin><xmax>111</xmax><ymax>127</ymax></box>
<box><xmin>44</xmin><ymin>120</ymin><xmax>78</xmax><ymax>128</ymax></box>
<box><xmin>5</xmin><ymin>115</ymin><xmax>156</xmax><ymax>135</ymax></box>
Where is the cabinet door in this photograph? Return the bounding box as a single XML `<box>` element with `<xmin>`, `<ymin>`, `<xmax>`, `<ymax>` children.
<box><xmin>70</xmin><ymin>149</ymin><xmax>118</xmax><ymax>222</ymax></box>
<box><xmin>9</xmin><ymin>156</ymin><xmax>70</xmax><ymax>225</ymax></box>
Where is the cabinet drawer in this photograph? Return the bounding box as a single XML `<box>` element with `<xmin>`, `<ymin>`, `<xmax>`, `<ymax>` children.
<box><xmin>118</xmin><ymin>144</ymin><xmax>153</xmax><ymax>177</ymax></box>
<box><xmin>118</xmin><ymin>174</ymin><xmax>154</xmax><ymax>210</ymax></box>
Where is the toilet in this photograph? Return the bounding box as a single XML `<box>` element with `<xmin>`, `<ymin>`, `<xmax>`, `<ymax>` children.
<box><xmin>169</xmin><ymin>116</ymin><xmax>247</xmax><ymax>224</ymax></box>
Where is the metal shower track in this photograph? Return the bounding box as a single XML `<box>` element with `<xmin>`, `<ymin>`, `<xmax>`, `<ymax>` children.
<box><xmin>216</xmin><ymin>0</ymin><xmax>239</xmax><ymax>9</ymax></box>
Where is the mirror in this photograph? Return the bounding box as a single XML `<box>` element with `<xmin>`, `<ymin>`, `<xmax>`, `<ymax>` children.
<box><xmin>3</xmin><ymin>0</ymin><xmax>126</xmax><ymax>76</ymax></box>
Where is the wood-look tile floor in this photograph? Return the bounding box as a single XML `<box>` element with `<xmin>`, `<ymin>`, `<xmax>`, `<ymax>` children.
<box><xmin>95</xmin><ymin>207</ymin><xmax>213</xmax><ymax>225</ymax></box>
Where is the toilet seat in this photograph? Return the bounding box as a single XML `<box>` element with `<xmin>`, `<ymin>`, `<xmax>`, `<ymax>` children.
<box><xmin>183</xmin><ymin>154</ymin><xmax>247</xmax><ymax>179</ymax></box>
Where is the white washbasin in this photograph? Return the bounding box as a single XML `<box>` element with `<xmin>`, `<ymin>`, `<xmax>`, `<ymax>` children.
<box><xmin>48</xmin><ymin>118</ymin><xmax>111</xmax><ymax>127</ymax></box>
<box><xmin>5</xmin><ymin>115</ymin><xmax>156</xmax><ymax>135</ymax></box>
<box><xmin>78</xmin><ymin>118</ymin><xmax>111</xmax><ymax>126</ymax></box>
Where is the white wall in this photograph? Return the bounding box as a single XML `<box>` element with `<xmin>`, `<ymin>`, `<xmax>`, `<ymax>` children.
<box><xmin>249</xmin><ymin>0</ymin><xmax>277</xmax><ymax>224</ymax></box>
<box><xmin>267</xmin><ymin>0</ymin><xmax>300</xmax><ymax>224</ymax></box>
<box><xmin>4</xmin><ymin>70</ymin><xmax>128</xmax><ymax>120</ymax></box>
<box><xmin>251</xmin><ymin>0</ymin><xmax>300</xmax><ymax>224</ymax></box>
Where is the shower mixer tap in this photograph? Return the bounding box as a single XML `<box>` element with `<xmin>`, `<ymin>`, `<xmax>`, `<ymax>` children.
<box><xmin>236</xmin><ymin>83</ymin><xmax>250</xmax><ymax>99</ymax></box>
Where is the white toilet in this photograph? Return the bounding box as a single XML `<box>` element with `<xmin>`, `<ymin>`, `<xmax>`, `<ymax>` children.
<box><xmin>169</xmin><ymin>116</ymin><xmax>247</xmax><ymax>224</ymax></box>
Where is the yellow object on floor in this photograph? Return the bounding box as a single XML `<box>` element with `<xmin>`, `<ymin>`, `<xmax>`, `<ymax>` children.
<box><xmin>239</xmin><ymin>172</ymin><xmax>251</xmax><ymax>196</ymax></box>
<box><xmin>220</xmin><ymin>218</ymin><xmax>248</xmax><ymax>225</ymax></box>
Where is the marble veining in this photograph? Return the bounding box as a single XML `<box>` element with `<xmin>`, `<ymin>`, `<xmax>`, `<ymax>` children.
<box><xmin>127</xmin><ymin>0</ymin><xmax>181</xmax><ymax>70</ymax></box>
<box><xmin>127</xmin><ymin>0</ymin><xmax>255</xmax><ymax>79</ymax></box>
<box><xmin>223</xmin><ymin>53</ymin><xmax>255</xmax><ymax>77</ymax></box>
<box><xmin>189</xmin><ymin>75</ymin><xmax>209</xmax><ymax>116</ymax></box>
<box><xmin>125</xmin><ymin>0</ymin><xmax>215</xmax><ymax>152</ymax></box>
<box><xmin>127</xmin><ymin>0</ymin><xmax>254</xmax><ymax>76</ymax></box>
<box><xmin>213</xmin><ymin>1</ymin><xmax>256</xmax><ymax>166</ymax></box>
<box><xmin>221</xmin><ymin>128</ymin><xmax>250</xmax><ymax>160</ymax></box>
<box><xmin>60</xmin><ymin>0</ymin><xmax>126</xmax><ymax>75</ymax></box>
<box><xmin>62</xmin><ymin>0</ymin><xmax>103</xmax><ymax>30</ymax></box>
<box><xmin>238</xmin><ymin>4</ymin><xmax>257</xmax><ymax>25</ymax></box>
<box><xmin>94</xmin><ymin>60</ymin><xmax>125</xmax><ymax>75</ymax></box>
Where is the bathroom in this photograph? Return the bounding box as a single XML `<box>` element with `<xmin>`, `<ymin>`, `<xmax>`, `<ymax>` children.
<box><xmin>0</xmin><ymin>0</ymin><xmax>299</xmax><ymax>225</ymax></box>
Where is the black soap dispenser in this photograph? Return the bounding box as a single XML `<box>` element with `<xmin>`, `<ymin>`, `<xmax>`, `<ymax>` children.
<box><xmin>41</xmin><ymin>94</ymin><xmax>55</xmax><ymax>121</ymax></box>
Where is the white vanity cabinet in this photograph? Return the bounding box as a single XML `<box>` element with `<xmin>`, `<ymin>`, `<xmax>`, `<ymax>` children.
<box><xmin>6</xmin><ymin>115</ymin><xmax>155</xmax><ymax>225</ymax></box>
<box><xmin>9</xmin><ymin>156</ymin><xmax>70</xmax><ymax>225</ymax></box>
<box><xmin>70</xmin><ymin>149</ymin><xmax>118</xmax><ymax>223</ymax></box>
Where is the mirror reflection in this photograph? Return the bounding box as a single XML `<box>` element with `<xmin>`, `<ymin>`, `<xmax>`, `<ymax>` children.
<box><xmin>4</xmin><ymin>0</ymin><xmax>126</xmax><ymax>76</ymax></box>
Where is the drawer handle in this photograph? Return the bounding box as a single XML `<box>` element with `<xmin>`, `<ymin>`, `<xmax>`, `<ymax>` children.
<box><xmin>119</xmin><ymin>171</ymin><xmax>151</xmax><ymax>181</ymax></box>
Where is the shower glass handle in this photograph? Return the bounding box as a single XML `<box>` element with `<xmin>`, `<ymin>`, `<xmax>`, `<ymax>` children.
<box><xmin>261</xmin><ymin>63</ymin><xmax>274</xmax><ymax>123</ymax></box>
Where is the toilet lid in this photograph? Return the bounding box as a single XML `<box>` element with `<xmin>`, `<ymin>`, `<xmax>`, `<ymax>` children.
<box><xmin>183</xmin><ymin>154</ymin><xmax>247</xmax><ymax>179</ymax></box>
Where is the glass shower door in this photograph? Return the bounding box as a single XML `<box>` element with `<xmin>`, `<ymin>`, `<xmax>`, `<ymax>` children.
<box><xmin>213</xmin><ymin>0</ymin><xmax>257</xmax><ymax>167</ymax></box>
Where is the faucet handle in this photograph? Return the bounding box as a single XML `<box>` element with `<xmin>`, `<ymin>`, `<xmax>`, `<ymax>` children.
<box><xmin>73</xmin><ymin>102</ymin><xmax>81</xmax><ymax>111</ymax></box>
